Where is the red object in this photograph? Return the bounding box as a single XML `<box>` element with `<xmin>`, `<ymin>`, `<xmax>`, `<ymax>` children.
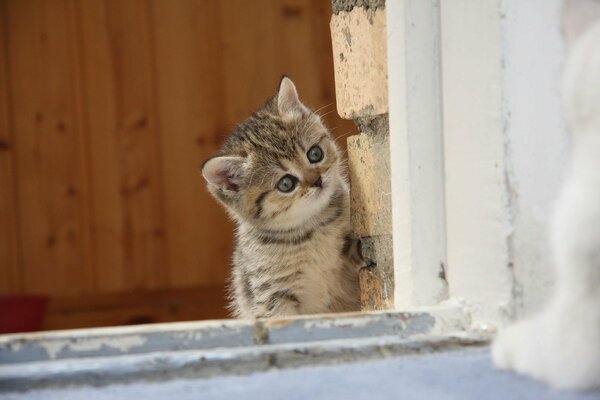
<box><xmin>0</xmin><ymin>295</ymin><xmax>48</xmax><ymax>334</ymax></box>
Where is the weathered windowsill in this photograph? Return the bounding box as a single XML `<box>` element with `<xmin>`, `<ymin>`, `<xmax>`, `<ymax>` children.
<box><xmin>0</xmin><ymin>307</ymin><xmax>484</xmax><ymax>393</ymax></box>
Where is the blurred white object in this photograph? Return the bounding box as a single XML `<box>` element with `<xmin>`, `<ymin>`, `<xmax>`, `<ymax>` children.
<box><xmin>492</xmin><ymin>0</ymin><xmax>600</xmax><ymax>390</ymax></box>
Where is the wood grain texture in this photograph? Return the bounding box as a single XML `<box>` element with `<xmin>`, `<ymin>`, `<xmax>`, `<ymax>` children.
<box><xmin>149</xmin><ymin>0</ymin><xmax>233</xmax><ymax>287</ymax></box>
<box><xmin>77</xmin><ymin>0</ymin><xmax>168</xmax><ymax>292</ymax></box>
<box><xmin>0</xmin><ymin>0</ymin><xmax>21</xmax><ymax>294</ymax></box>
<box><xmin>218</xmin><ymin>0</ymin><xmax>355</xmax><ymax>144</ymax></box>
<box><xmin>44</xmin><ymin>285</ymin><xmax>229</xmax><ymax>330</ymax></box>
<box><xmin>4</xmin><ymin>0</ymin><xmax>92</xmax><ymax>296</ymax></box>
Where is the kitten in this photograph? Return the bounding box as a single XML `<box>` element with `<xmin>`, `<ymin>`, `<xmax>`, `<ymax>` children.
<box><xmin>201</xmin><ymin>77</ymin><xmax>362</xmax><ymax>319</ymax></box>
<box><xmin>492</xmin><ymin>1</ymin><xmax>600</xmax><ymax>390</ymax></box>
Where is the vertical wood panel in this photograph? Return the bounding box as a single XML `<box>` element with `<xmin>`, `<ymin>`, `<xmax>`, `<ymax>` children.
<box><xmin>77</xmin><ymin>0</ymin><xmax>167</xmax><ymax>292</ymax></box>
<box><xmin>4</xmin><ymin>0</ymin><xmax>91</xmax><ymax>296</ymax></box>
<box><xmin>218</xmin><ymin>0</ymin><xmax>327</xmax><ymax>120</ymax></box>
<box><xmin>149</xmin><ymin>0</ymin><xmax>233</xmax><ymax>287</ymax></box>
<box><xmin>219</xmin><ymin>0</ymin><xmax>280</xmax><ymax>124</ymax></box>
<box><xmin>219</xmin><ymin>0</ymin><xmax>355</xmax><ymax>145</ymax></box>
<box><xmin>0</xmin><ymin>1</ymin><xmax>21</xmax><ymax>294</ymax></box>
<box><xmin>273</xmin><ymin>0</ymin><xmax>322</xmax><ymax>107</ymax></box>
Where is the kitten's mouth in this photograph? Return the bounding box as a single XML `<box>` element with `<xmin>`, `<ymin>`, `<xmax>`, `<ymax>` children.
<box><xmin>308</xmin><ymin>175</ymin><xmax>331</xmax><ymax>197</ymax></box>
<box><xmin>311</xmin><ymin>176</ymin><xmax>323</xmax><ymax>189</ymax></box>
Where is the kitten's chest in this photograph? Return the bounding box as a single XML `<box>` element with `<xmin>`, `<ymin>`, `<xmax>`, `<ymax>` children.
<box><xmin>240</xmin><ymin>221</ymin><xmax>349</xmax><ymax>310</ymax></box>
<box><xmin>279</xmin><ymin>225</ymin><xmax>348</xmax><ymax>310</ymax></box>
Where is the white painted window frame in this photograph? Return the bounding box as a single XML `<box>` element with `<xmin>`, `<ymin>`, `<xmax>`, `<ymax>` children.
<box><xmin>387</xmin><ymin>0</ymin><xmax>514</xmax><ymax>330</ymax></box>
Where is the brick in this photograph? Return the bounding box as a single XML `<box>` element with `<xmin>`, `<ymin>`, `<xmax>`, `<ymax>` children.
<box><xmin>347</xmin><ymin>129</ymin><xmax>391</xmax><ymax>237</ymax></box>
<box><xmin>330</xmin><ymin>7</ymin><xmax>388</xmax><ymax>119</ymax></box>
<box><xmin>359</xmin><ymin>265</ymin><xmax>387</xmax><ymax>311</ymax></box>
<box><xmin>359</xmin><ymin>235</ymin><xmax>394</xmax><ymax>310</ymax></box>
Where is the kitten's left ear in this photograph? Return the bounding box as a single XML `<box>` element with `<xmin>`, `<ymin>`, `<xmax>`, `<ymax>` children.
<box><xmin>277</xmin><ymin>76</ymin><xmax>308</xmax><ymax>120</ymax></box>
<box><xmin>201</xmin><ymin>156</ymin><xmax>248</xmax><ymax>192</ymax></box>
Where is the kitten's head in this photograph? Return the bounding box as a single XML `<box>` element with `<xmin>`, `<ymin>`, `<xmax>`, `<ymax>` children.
<box><xmin>202</xmin><ymin>77</ymin><xmax>342</xmax><ymax>230</ymax></box>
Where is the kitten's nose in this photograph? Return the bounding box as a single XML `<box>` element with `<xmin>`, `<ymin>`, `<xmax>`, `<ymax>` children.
<box><xmin>311</xmin><ymin>176</ymin><xmax>323</xmax><ymax>188</ymax></box>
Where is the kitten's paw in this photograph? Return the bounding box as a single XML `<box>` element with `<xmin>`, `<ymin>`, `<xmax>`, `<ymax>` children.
<box><xmin>493</xmin><ymin>305</ymin><xmax>600</xmax><ymax>390</ymax></box>
<box><xmin>492</xmin><ymin>318</ymin><xmax>540</xmax><ymax>372</ymax></box>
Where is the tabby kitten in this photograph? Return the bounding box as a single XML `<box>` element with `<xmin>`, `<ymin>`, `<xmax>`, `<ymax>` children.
<box><xmin>202</xmin><ymin>77</ymin><xmax>362</xmax><ymax>319</ymax></box>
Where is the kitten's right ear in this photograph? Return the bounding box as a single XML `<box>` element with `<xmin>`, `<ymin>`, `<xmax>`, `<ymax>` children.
<box><xmin>201</xmin><ymin>156</ymin><xmax>248</xmax><ymax>192</ymax></box>
<box><xmin>277</xmin><ymin>76</ymin><xmax>308</xmax><ymax>120</ymax></box>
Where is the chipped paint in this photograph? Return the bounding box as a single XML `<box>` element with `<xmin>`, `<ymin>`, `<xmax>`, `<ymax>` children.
<box><xmin>40</xmin><ymin>335</ymin><xmax>148</xmax><ymax>359</ymax></box>
<box><xmin>0</xmin><ymin>319</ymin><xmax>255</xmax><ymax>364</ymax></box>
<box><xmin>264</xmin><ymin>312</ymin><xmax>435</xmax><ymax>344</ymax></box>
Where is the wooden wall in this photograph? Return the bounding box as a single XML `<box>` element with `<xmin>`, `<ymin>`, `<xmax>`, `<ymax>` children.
<box><xmin>0</xmin><ymin>0</ymin><xmax>355</xmax><ymax>329</ymax></box>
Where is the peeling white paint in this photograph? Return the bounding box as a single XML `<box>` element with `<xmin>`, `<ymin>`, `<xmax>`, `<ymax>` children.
<box><xmin>40</xmin><ymin>335</ymin><xmax>148</xmax><ymax>359</ymax></box>
<box><xmin>0</xmin><ymin>319</ymin><xmax>251</xmax><ymax>347</ymax></box>
<box><xmin>171</xmin><ymin>331</ymin><xmax>204</xmax><ymax>342</ymax></box>
<box><xmin>301</xmin><ymin>316</ymin><xmax>374</xmax><ymax>330</ymax></box>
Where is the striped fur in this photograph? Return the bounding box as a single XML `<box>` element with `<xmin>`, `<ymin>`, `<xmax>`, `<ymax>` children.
<box><xmin>202</xmin><ymin>77</ymin><xmax>362</xmax><ymax>318</ymax></box>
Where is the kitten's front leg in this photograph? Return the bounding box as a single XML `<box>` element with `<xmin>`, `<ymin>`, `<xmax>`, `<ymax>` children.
<box><xmin>492</xmin><ymin>314</ymin><xmax>547</xmax><ymax>374</ymax></box>
<box><xmin>342</xmin><ymin>233</ymin><xmax>368</xmax><ymax>273</ymax></box>
<box><xmin>493</xmin><ymin>298</ymin><xmax>600</xmax><ymax>390</ymax></box>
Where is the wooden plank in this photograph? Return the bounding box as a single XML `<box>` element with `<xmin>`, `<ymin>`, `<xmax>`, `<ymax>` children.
<box><xmin>218</xmin><ymin>0</ymin><xmax>279</xmax><ymax>124</ymax></box>
<box><xmin>218</xmin><ymin>0</ymin><xmax>354</xmax><ymax>137</ymax></box>
<box><xmin>148</xmin><ymin>0</ymin><xmax>233</xmax><ymax>287</ymax></box>
<box><xmin>4</xmin><ymin>0</ymin><xmax>91</xmax><ymax>296</ymax></box>
<box><xmin>0</xmin><ymin>0</ymin><xmax>21</xmax><ymax>294</ymax></box>
<box><xmin>44</xmin><ymin>285</ymin><xmax>229</xmax><ymax>331</ymax></box>
<box><xmin>76</xmin><ymin>0</ymin><xmax>167</xmax><ymax>292</ymax></box>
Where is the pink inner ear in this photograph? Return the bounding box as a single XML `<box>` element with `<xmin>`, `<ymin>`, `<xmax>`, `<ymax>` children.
<box><xmin>214</xmin><ymin>168</ymin><xmax>239</xmax><ymax>192</ymax></box>
<box><xmin>216</xmin><ymin>161</ymin><xmax>240</xmax><ymax>192</ymax></box>
<box><xmin>203</xmin><ymin>156</ymin><xmax>246</xmax><ymax>192</ymax></box>
<box><xmin>224</xmin><ymin>175</ymin><xmax>239</xmax><ymax>192</ymax></box>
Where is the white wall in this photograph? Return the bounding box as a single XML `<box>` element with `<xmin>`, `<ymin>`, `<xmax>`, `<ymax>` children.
<box><xmin>503</xmin><ymin>0</ymin><xmax>568</xmax><ymax>317</ymax></box>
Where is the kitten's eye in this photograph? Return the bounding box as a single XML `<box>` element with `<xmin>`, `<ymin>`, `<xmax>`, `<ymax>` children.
<box><xmin>277</xmin><ymin>174</ymin><xmax>298</xmax><ymax>193</ymax></box>
<box><xmin>307</xmin><ymin>145</ymin><xmax>324</xmax><ymax>163</ymax></box>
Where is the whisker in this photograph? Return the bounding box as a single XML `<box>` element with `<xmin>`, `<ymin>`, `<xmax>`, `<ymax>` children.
<box><xmin>315</xmin><ymin>109</ymin><xmax>335</xmax><ymax>120</ymax></box>
<box><xmin>333</xmin><ymin>130</ymin><xmax>355</xmax><ymax>141</ymax></box>
<box><xmin>311</xmin><ymin>102</ymin><xmax>334</xmax><ymax>116</ymax></box>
